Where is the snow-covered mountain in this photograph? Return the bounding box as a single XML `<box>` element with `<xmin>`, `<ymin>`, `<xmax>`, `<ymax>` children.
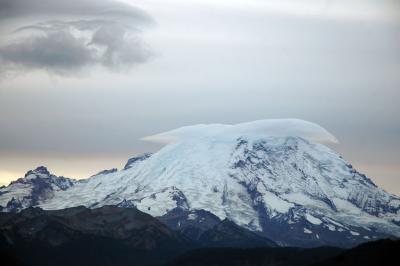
<box><xmin>0</xmin><ymin>166</ymin><xmax>76</xmax><ymax>212</ymax></box>
<box><xmin>0</xmin><ymin>119</ymin><xmax>399</xmax><ymax>247</ymax></box>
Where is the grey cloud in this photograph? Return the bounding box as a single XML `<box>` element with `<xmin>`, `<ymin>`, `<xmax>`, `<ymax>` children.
<box><xmin>90</xmin><ymin>22</ymin><xmax>151</xmax><ymax>67</ymax></box>
<box><xmin>0</xmin><ymin>29</ymin><xmax>95</xmax><ymax>74</ymax></box>
<box><xmin>0</xmin><ymin>0</ymin><xmax>154</xmax><ymax>76</ymax></box>
<box><xmin>0</xmin><ymin>0</ymin><xmax>152</xmax><ymax>22</ymax></box>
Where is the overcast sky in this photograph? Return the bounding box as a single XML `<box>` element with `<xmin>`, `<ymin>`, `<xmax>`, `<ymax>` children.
<box><xmin>0</xmin><ymin>0</ymin><xmax>399</xmax><ymax>194</ymax></box>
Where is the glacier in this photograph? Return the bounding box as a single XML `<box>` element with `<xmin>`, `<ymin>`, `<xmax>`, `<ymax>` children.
<box><xmin>0</xmin><ymin>119</ymin><xmax>399</xmax><ymax>247</ymax></box>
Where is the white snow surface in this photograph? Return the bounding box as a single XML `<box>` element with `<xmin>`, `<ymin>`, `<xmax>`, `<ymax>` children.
<box><xmin>304</xmin><ymin>228</ymin><xmax>313</xmax><ymax>234</ymax></box>
<box><xmin>2</xmin><ymin>119</ymin><xmax>400</xmax><ymax>239</ymax></box>
<box><xmin>305</xmin><ymin>213</ymin><xmax>323</xmax><ymax>225</ymax></box>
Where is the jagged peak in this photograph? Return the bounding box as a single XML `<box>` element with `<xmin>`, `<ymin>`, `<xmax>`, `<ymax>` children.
<box><xmin>25</xmin><ymin>166</ymin><xmax>50</xmax><ymax>177</ymax></box>
<box><xmin>117</xmin><ymin>199</ymin><xmax>136</xmax><ymax>209</ymax></box>
<box><xmin>91</xmin><ymin>168</ymin><xmax>118</xmax><ymax>177</ymax></box>
<box><xmin>124</xmin><ymin>153</ymin><xmax>152</xmax><ymax>170</ymax></box>
<box><xmin>6</xmin><ymin>166</ymin><xmax>76</xmax><ymax>194</ymax></box>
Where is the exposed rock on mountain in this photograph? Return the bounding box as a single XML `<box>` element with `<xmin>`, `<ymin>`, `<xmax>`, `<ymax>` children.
<box><xmin>0</xmin><ymin>166</ymin><xmax>76</xmax><ymax>213</ymax></box>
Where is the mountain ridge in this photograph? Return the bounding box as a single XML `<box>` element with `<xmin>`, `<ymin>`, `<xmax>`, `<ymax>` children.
<box><xmin>1</xmin><ymin>206</ymin><xmax>398</xmax><ymax>266</ymax></box>
<box><xmin>0</xmin><ymin>119</ymin><xmax>399</xmax><ymax>247</ymax></box>
<box><xmin>0</xmin><ymin>166</ymin><xmax>76</xmax><ymax>213</ymax></box>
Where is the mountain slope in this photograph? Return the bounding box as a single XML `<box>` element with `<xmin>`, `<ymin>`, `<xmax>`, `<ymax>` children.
<box><xmin>0</xmin><ymin>205</ymin><xmax>190</xmax><ymax>250</ymax></box>
<box><xmin>1</xmin><ymin>206</ymin><xmax>397</xmax><ymax>266</ymax></box>
<box><xmin>158</xmin><ymin>207</ymin><xmax>276</xmax><ymax>248</ymax></box>
<box><xmin>0</xmin><ymin>167</ymin><xmax>76</xmax><ymax>212</ymax></box>
<box><xmin>158</xmin><ymin>208</ymin><xmax>221</xmax><ymax>241</ymax></box>
<box><xmin>0</xmin><ymin>205</ymin><xmax>192</xmax><ymax>266</ymax></box>
<box><xmin>1</xmin><ymin>119</ymin><xmax>399</xmax><ymax>247</ymax></box>
<box><xmin>199</xmin><ymin>218</ymin><xmax>277</xmax><ymax>248</ymax></box>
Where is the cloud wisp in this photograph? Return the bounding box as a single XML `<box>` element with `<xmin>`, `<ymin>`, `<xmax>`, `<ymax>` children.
<box><xmin>0</xmin><ymin>0</ymin><xmax>154</xmax><ymax>76</ymax></box>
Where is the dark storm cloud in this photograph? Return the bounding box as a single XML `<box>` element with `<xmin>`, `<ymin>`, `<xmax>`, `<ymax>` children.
<box><xmin>0</xmin><ymin>0</ymin><xmax>154</xmax><ymax>75</ymax></box>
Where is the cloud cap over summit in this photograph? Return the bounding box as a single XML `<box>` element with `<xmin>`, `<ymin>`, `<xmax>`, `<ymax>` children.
<box><xmin>142</xmin><ymin>119</ymin><xmax>339</xmax><ymax>144</ymax></box>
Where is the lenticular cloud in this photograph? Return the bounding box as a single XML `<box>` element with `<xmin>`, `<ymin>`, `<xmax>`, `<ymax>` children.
<box><xmin>0</xmin><ymin>0</ymin><xmax>153</xmax><ymax>76</ymax></box>
<box><xmin>142</xmin><ymin>119</ymin><xmax>339</xmax><ymax>144</ymax></box>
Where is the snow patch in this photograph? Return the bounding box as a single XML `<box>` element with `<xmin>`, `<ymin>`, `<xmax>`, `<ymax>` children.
<box><xmin>305</xmin><ymin>213</ymin><xmax>322</xmax><ymax>225</ymax></box>
<box><xmin>188</xmin><ymin>213</ymin><xmax>197</xmax><ymax>220</ymax></box>
<box><xmin>304</xmin><ymin>228</ymin><xmax>313</xmax><ymax>234</ymax></box>
<box><xmin>258</xmin><ymin>186</ymin><xmax>294</xmax><ymax>214</ymax></box>
<box><xmin>327</xmin><ymin>224</ymin><xmax>336</xmax><ymax>231</ymax></box>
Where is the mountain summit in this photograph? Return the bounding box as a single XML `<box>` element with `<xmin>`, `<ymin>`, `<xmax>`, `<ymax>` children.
<box><xmin>0</xmin><ymin>119</ymin><xmax>399</xmax><ymax>247</ymax></box>
<box><xmin>0</xmin><ymin>166</ymin><xmax>76</xmax><ymax>212</ymax></box>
